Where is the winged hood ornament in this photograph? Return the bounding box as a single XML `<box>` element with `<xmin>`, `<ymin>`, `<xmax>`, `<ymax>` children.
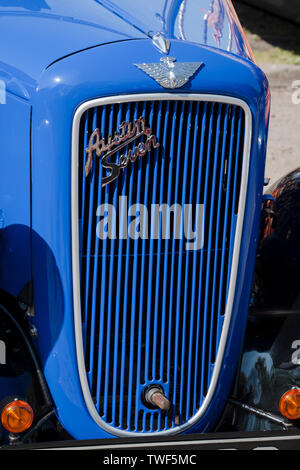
<box><xmin>134</xmin><ymin>56</ymin><xmax>203</xmax><ymax>89</ymax></box>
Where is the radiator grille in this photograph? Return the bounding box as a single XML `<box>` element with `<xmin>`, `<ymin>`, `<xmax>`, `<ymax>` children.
<box><xmin>76</xmin><ymin>96</ymin><xmax>246</xmax><ymax>434</ymax></box>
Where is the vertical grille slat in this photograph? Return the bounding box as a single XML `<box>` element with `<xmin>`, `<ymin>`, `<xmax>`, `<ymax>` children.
<box><xmin>184</xmin><ymin>101</ymin><xmax>202</xmax><ymax>421</ymax></box>
<box><xmin>169</xmin><ymin>100</ymin><xmax>186</xmax><ymax>425</ymax></box>
<box><xmin>209</xmin><ymin>104</ymin><xmax>229</xmax><ymax>366</ymax></box>
<box><xmin>118</xmin><ymin>103</ymin><xmax>135</xmax><ymax>429</ymax></box>
<box><xmin>177</xmin><ymin>101</ymin><xmax>193</xmax><ymax>421</ymax></box>
<box><xmin>83</xmin><ymin>108</ymin><xmax>98</xmax><ymax>384</ymax></box>
<box><xmin>110</xmin><ymin>101</ymin><xmax>125</xmax><ymax>428</ymax></box>
<box><xmin>198</xmin><ymin>102</ymin><xmax>215</xmax><ymax>402</ymax></box>
<box><xmin>77</xmin><ymin>96</ymin><xmax>248</xmax><ymax>435</ymax></box>
<box><xmin>96</xmin><ymin>104</ymin><xmax>110</xmax><ymax>417</ymax></box>
<box><xmin>191</xmin><ymin>101</ymin><xmax>207</xmax><ymax>414</ymax></box>
<box><xmin>205</xmin><ymin>104</ymin><xmax>222</xmax><ymax>383</ymax></box>
<box><xmin>134</xmin><ymin>100</ymin><xmax>151</xmax><ymax>430</ymax></box>
<box><xmin>103</xmin><ymin>104</ymin><xmax>119</xmax><ymax>422</ymax></box>
<box><xmin>126</xmin><ymin>102</ymin><xmax>144</xmax><ymax>430</ymax></box>
<box><xmin>86</xmin><ymin>106</ymin><xmax>103</xmax><ymax>387</ymax></box>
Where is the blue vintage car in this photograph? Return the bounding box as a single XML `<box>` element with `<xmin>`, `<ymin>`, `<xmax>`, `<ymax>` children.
<box><xmin>0</xmin><ymin>0</ymin><xmax>299</xmax><ymax>450</ymax></box>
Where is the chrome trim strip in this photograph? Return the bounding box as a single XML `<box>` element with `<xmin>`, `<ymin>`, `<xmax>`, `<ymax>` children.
<box><xmin>71</xmin><ymin>93</ymin><xmax>252</xmax><ymax>437</ymax></box>
<box><xmin>45</xmin><ymin>433</ymin><xmax>300</xmax><ymax>450</ymax></box>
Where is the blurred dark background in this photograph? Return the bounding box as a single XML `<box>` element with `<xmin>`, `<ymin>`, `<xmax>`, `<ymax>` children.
<box><xmin>235</xmin><ymin>0</ymin><xmax>300</xmax><ymax>24</ymax></box>
<box><xmin>232</xmin><ymin>0</ymin><xmax>300</xmax><ymax>64</ymax></box>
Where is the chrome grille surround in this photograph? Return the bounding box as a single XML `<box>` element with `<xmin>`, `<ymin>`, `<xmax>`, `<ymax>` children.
<box><xmin>71</xmin><ymin>93</ymin><xmax>252</xmax><ymax>437</ymax></box>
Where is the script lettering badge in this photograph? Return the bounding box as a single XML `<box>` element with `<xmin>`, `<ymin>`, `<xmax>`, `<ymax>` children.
<box><xmin>85</xmin><ymin>116</ymin><xmax>160</xmax><ymax>187</ymax></box>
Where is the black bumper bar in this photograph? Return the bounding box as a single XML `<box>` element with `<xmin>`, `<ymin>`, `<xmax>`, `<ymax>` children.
<box><xmin>3</xmin><ymin>429</ymin><xmax>300</xmax><ymax>451</ymax></box>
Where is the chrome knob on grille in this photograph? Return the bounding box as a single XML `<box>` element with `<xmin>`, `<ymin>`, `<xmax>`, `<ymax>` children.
<box><xmin>144</xmin><ymin>386</ymin><xmax>171</xmax><ymax>411</ymax></box>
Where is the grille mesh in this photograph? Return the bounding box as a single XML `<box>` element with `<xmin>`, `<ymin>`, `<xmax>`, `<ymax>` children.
<box><xmin>77</xmin><ymin>98</ymin><xmax>245</xmax><ymax>433</ymax></box>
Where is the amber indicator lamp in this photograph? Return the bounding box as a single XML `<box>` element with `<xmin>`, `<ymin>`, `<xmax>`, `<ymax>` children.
<box><xmin>1</xmin><ymin>399</ymin><xmax>34</xmax><ymax>433</ymax></box>
<box><xmin>279</xmin><ymin>389</ymin><xmax>300</xmax><ymax>420</ymax></box>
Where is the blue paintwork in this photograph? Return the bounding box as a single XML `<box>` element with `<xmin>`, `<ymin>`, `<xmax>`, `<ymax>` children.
<box><xmin>0</xmin><ymin>0</ymin><xmax>269</xmax><ymax>440</ymax></box>
<box><xmin>0</xmin><ymin>95</ymin><xmax>31</xmax><ymax>298</ymax></box>
<box><xmin>0</xmin><ymin>0</ymin><xmax>254</xmax><ymax>97</ymax></box>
